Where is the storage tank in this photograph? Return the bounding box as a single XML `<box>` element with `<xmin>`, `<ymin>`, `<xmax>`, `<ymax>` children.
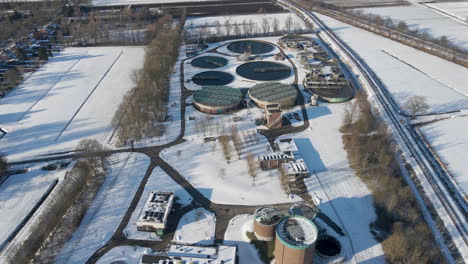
<box><xmin>253</xmin><ymin>207</ymin><xmax>282</xmax><ymax>241</ymax></box>
<box><xmin>275</xmin><ymin>215</ymin><xmax>318</xmax><ymax>264</ymax></box>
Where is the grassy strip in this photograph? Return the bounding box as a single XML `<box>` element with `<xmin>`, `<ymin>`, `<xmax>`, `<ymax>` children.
<box><xmin>340</xmin><ymin>93</ymin><xmax>445</xmax><ymax>263</ymax></box>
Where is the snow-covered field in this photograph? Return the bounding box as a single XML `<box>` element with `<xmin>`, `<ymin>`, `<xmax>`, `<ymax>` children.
<box><xmin>419</xmin><ymin>114</ymin><xmax>468</xmax><ymax>199</ymax></box>
<box><xmin>0</xmin><ymin>164</ymin><xmax>69</xmax><ymax>250</ymax></box>
<box><xmin>55</xmin><ymin>152</ymin><xmax>150</xmax><ymax>264</ymax></box>
<box><xmin>355</xmin><ymin>4</ymin><xmax>468</xmax><ymax>49</ymax></box>
<box><xmin>428</xmin><ymin>2</ymin><xmax>468</xmax><ymax>22</ymax></box>
<box><xmin>173</xmin><ymin>208</ymin><xmax>216</xmax><ymax>245</ymax></box>
<box><xmin>123</xmin><ymin>166</ymin><xmax>192</xmax><ymax>241</ymax></box>
<box><xmin>314</xmin><ymin>12</ymin><xmax>468</xmax><ymax>114</ymax></box>
<box><xmin>0</xmin><ymin>46</ymin><xmax>144</xmax><ymax>162</ymax></box>
<box><xmin>223</xmin><ymin>214</ymin><xmax>263</xmax><ymax>264</ymax></box>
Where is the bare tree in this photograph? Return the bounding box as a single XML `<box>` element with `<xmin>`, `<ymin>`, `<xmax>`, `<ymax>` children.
<box><xmin>272</xmin><ymin>17</ymin><xmax>280</xmax><ymax>34</ymax></box>
<box><xmin>218</xmin><ymin>135</ymin><xmax>232</xmax><ymax>163</ymax></box>
<box><xmin>4</xmin><ymin>68</ymin><xmax>22</xmax><ymax>86</ymax></box>
<box><xmin>284</xmin><ymin>15</ymin><xmax>293</xmax><ymax>34</ymax></box>
<box><xmin>230</xmin><ymin>125</ymin><xmax>242</xmax><ymax>158</ymax></box>
<box><xmin>215</xmin><ymin>21</ymin><xmax>223</xmax><ymax>37</ymax></box>
<box><xmin>403</xmin><ymin>96</ymin><xmax>429</xmax><ymax>118</ymax></box>
<box><xmin>246</xmin><ymin>152</ymin><xmax>258</xmax><ymax>183</ymax></box>
<box><xmin>224</xmin><ymin>19</ymin><xmax>232</xmax><ymax>37</ymax></box>
<box><xmin>233</xmin><ymin>23</ymin><xmax>241</xmax><ymax>37</ymax></box>
<box><xmin>261</xmin><ymin>18</ymin><xmax>270</xmax><ymax>35</ymax></box>
<box><xmin>343</xmin><ymin>101</ymin><xmax>359</xmax><ymax>128</ymax></box>
<box><xmin>241</xmin><ymin>19</ymin><xmax>249</xmax><ymax>37</ymax></box>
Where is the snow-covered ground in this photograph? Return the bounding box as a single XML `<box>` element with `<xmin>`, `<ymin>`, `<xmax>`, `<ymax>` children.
<box><xmin>0</xmin><ymin>47</ymin><xmax>145</xmax><ymax>162</ymax></box>
<box><xmin>223</xmin><ymin>214</ymin><xmax>263</xmax><ymax>264</ymax></box>
<box><xmin>355</xmin><ymin>4</ymin><xmax>468</xmax><ymax>49</ymax></box>
<box><xmin>275</xmin><ymin>102</ymin><xmax>385</xmax><ymax>263</ymax></box>
<box><xmin>173</xmin><ymin>208</ymin><xmax>216</xmax><ymax>245</ymax></box>
<box><xmin>160</xmin><ymin>105</ymin><xmax>301</xmax><ymax>205</ymax></box>
<box><xmin>428</xmin><ymin>2</ymin><xmax>468</xmax><ymax>23</ymax></box>
<box><xmin>314</xmin><ymin>12</ymin><xmax>468</xmax><ymax>114</ymax></box>
<box><xmin>96</xmin><ymin>246</ymin><xmax>151</xmax><ymax>264</ymax></box>
<box><xmin>55</xmin><ymin>152</ymin><xmax>150</xmax><ymax>264</ymax></box>
<box><xmin>0</xmin><ymin>164</ymin><xmax>69</xmax><ymax>250</ymax></box>
<box><xmin>123</xmin><ymin>166</ymin><xmax>192</xmax><ymax>241</ymax></box>
<box><xmin>419</xmin><ymin>114</ymin><xmax>468</xmax><ymax>199</ymax></box>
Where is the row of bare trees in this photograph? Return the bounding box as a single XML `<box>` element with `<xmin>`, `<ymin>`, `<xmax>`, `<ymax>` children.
<box><xmin>3</xmin><ymin>140</ymin><xmax>108</xmax><ymax>264</ymax></box>
<box><xmin>184</xmin><ymin>15</ymin><xmax>307</xmax><ymax>41</ymax></box>
<box><xmin>112</xmin><ymin>16</ymin><xmax>182</xmax><ymax>146</ymax></box>
<box><xmin>341</xmin><ymin>93</ymin><xmax>445</xmax><ymax>263</ymax></box>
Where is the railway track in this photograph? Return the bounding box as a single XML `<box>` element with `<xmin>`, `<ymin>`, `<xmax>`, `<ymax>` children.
<box><xmin>279</xmin><ymin>0</ymin><xmax>468</xmax><ymax>261</ymax></box>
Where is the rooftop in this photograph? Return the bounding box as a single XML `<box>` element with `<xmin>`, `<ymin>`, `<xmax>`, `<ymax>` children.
<box><xmin>137</xmin><ymin>191</ymin><xmax>174</xmax><ymax>227</ymax></box>
<box><xmin>254</xmin><ymin>207</ymin><xmax>283</xmax><ymax>225</ymax></box>
<box><xmin>276</xmin><ymin>216</ymin><xmax>318</xmax><ymax>249</ymax></box>
<box><xmin>193</xmin><ymin>85</ymin><xmax>242</xmax><ymax>107</ymax></box>
<box><xmin>249</xmin><ymin>82</ymin><xmax>297</xmax><ymax>103</ymax></box>
<box><xmin>281</xmin><ymin>160</ymin><xmax>309</xmax><ymax>176</ymax></box>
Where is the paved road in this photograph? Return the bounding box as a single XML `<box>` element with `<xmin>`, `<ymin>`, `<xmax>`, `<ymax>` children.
<box><xmin>7</xmin><ymin>39</ymin><xmax>320</xmax><ymax>263</ymax></box>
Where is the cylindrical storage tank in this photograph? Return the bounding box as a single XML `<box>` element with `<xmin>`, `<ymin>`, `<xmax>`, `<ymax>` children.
<box><xmin>248</xmin><ymin>82</ymin><xmax>297</xmax><ymax>109</ymax></box>
<box><xmin>274</xmin><ymin>215</ymin><xmax>318</xmax><ymax>264</ymax></box>
<box><xmin>253</xmin><ymin>207</ymin><xmax>282</xmax><ymax>241</ymax></box>
<box><xmin>193</xmin><ymin>85</ymin><xmax>243</xmax><ymax>114</ymax></box>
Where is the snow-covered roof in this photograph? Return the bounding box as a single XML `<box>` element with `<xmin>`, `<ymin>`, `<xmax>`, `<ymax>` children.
<box><xmin>165</xmin><ymin>244</ymin><xmax>237</xmax><ymax>264</ymax></box>
<box><xmin>281</xmin><ymin>159</ymin><xmax>309</xmax><ymax>176</ymax></box>
<box><xmin>275</xmin><ymin>138</ymin><xmax>299</xmax><ymax>154</ymax></box>
<box><xmin>136</xmin><ymin>191</ymin><xmax>174</xmax><ymax>229</ymax></box>
<box><xmin>276</xmin><ymin>216</ymin><xmax>318</xmax><ymax>249</ymax></box>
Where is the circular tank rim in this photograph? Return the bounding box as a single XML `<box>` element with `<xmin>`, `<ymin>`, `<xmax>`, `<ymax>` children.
<box><xmin>254</xmin><ymin>207</ymin><xmax>282</xmax><ymax>226</ymax></box>
<box><xmin>192</xmin><ymin>85</ymin><xmax>242</xmax><ymax>108</ymax></box>
<box><xmin>191</xmin><ymin>55</ymin><xmax>229</xmax><ymax>69</ymax></box>
<box><xmin>192</xmin><ymin>71</ymin><xmax>235</xmax><ymax>86</ymax></box>
<box><xmin>226</xmin><ymin>40</ymin><xmax>275</xmax><ymax>55</ymax></box>
<box><xmin>276</xmin><ymin>215</ymin><xmax>318</xmax><ymax>250</ymax></box>
<box><xmin>236</xmin><ymin>61</ymin><xmax>292</xmax><ymax>82</ymax></box>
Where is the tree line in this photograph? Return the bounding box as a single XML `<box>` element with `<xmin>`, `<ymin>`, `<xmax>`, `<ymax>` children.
<box><xmin>184</xmin><ymin>15</ymin><xmax>308</xmax><ymax>42</ymax></box>
<box><xmin>341</xmin><ymin>93</ymin><xmax>447</xmax><ymax>263</ymax></box>
<box><xmin>112</xmin><ymin>14</ymin><xmax>182</xmax><ymax>145</ymax></box>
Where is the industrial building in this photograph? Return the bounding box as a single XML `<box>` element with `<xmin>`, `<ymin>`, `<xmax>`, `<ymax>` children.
<box><xmin>304</xmin><ymin>61</ymin><xmax>353</xmax><ymax>103</ymax></box>
<box><xmin>139</xmin><ymin>244</ymin><xmax>237</xmax><ymax>264</ymax></box>
<box><xmin>265</xmin><ymin>104</ymin><xmax>283</xmax><ymax>129</ymax></box>
<box><xmin>253</xmin><ymin>207</ymin><xmax>283</xmax><ymax>241</ymax></box>
<box><xmin>275</xmin><ymin>215</ymin><xmax>318</xmax><ymax>264</ymax></box>
<box><xmin>248</xmin><ymin>82</ymin><xmax>297</xmax><ymax>109</ymax></box>
<box><xmin>192</xmin><ymin>85</ymin><xmax>243</xmax><ymax>114</ymax></box>
<box><xmin>258</xmin><ymin>153</ymin><xmax>294</xmax><ymax>170</ymax></box>
<box><xmin>136</xmin><ymin>191</ymin><xmax>174</xmax><ymax>235</ymax></box>
<box><xmin>278</xmin><ymin>35</ymin><xmax>315</xmax><ymax>51</ymax></box>
<box><xmin>280</xmin><ymin>160</ymin><xmax>310</xmax><ymax>179</ymax></box>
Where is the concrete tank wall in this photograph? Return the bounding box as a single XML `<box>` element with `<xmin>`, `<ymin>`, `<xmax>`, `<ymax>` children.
<box><xmin>253</xmin><ymin>219</ymin><xmax>276</xmax><ymax>241</ymax></box>
<box><xmin>274</xmin><ymin>237</ymin><xmax>316</xmax><ymax>264</ymax></box>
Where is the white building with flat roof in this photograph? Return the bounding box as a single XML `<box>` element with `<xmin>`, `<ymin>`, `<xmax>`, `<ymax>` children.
<box><xmin>136</xmin><ymin>191</ymin><xmax>174</xmax><ymax>235</ymax></box>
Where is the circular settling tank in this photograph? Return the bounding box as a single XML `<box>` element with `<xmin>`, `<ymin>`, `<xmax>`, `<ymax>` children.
<box><xmin>191</xmin><ymin>56</ymin><xmax>228</xmax><ymax>69</ymax></box>
<box><xmin>248</xmin><ymin>82</ymin><xmax>297</xmax><ymax>108</ymax></box>
<box><xmin>237</xmin><ymin>61</ymin><xmax>292</xmax><ymax>81</ymax></box>
<box><xmin>227</xmin><ymin>40</ymin><xmax>274</xmax><ymax>54</ymax></box>
<box><xmin>192</xmin><ymin>71</ymin><xmax>234</xmax><ymax>86</ymax></box>
<box><xmin>192</xmin><ymin>85</ymin><xmax>242</xmax><ymax>114</ymax></box>
<box><xmin>315</xmin><ymin>235</ymin><xmax>342</xmax><ymax>258</ymax></box>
